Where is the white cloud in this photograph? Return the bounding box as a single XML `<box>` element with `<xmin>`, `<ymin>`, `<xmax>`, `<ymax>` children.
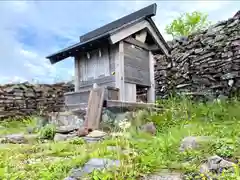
<box><xmin>0</xmin><ymin>1</ymin><xmax>239</xmax><ymax>84</ymax></box>
<box><xmin>0</xmin><ymin>75</ymin><xmax>27</xmax><ymax>84</ymax></box>
<box><xmin>8</xmin><ymin>1</ymin><xmax>30</xmax><ymax>12</ymax></box>
<box><xmin>21</xmin><ymin>48</ymin><xmax>73</xmax><ymax>83</ymax></box>
<box><xmin>186</xmin><ymin>1</ymin><xmax>230</xmax><ymax>12</ymax></box>
<box><xmin>20</xmin><ymin>49</ymin><xmax>38</xmax><ymax>59</ymax></box>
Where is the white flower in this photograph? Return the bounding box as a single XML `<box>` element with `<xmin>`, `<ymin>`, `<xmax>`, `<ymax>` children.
<box><xmin>118</xmin><ymin>120</ymin><xmax>131</xmax><ymax>130</ymax></box>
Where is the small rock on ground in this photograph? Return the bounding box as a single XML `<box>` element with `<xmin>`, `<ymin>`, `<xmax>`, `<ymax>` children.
<box><xmin>81</xmin><ymin>130</ymin><xmax>107</xmax><ymax>143</ymax></box>
<box><xmin>65</xmin><ymin>158</ymin><xmax>120</xmax><ymax>179</ymax></box>
<box><xmin>54</xmin><ymin>133</ymin><xmax>78</xmax><ymax>142</ymax></box>
<box><xmin>77</xmin><ymin>127</ymin><xmax>88</xmax><ymax>137</ymax></box>
<box><xmin>200</xmin><ymin>155</ymin><xmax>235</xmax><ymax>174</ymax></box>
<box><xmin>82</xmin><ymin>136</ymin><xmax>104</xmax><ymax>143</ymax></box>
<box><xmin>86</xmin><ymin>130</ymin><xmax>107</xmax><ymax>138</ymax></box>
<box><xmin>179</xmin><ymin>136</ymin><xmax>212</xmax><ymax>151</ymax></box>
<box><xmin>2</xmin><ymin>134</ymin><xmax>27</xmax><ymax>144</ymax></box>
<box><xmin>140</xmin><ymin>122</ymin><xmax>157</xmax><ymax>135</ymax></box>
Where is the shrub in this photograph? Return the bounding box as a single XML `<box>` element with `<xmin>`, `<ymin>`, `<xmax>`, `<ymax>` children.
<box><xmin>39</xmin><ymin>124</ymin><xmax>56</xmax><ymax>140</ymax></box>
<box><xmin>212</xmin><ymin>139</ymin><xmax>235</xmax><ymax>158</ymax></box>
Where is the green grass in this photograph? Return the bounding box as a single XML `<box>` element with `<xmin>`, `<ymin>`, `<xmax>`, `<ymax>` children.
<box><xmin>1</xmin><ymin>98</ymin><xmax>240</xmax><ymax>179</ymax></box>
<box><xmin>0</xmin><ymin>116</ymin><xmax>38</xmax><ymax>135</ymax></box>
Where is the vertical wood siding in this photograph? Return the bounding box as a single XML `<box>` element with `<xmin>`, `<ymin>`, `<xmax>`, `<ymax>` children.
<box><xmin>79</xmin><ymin>46</ymin><xmax>110</xmax><ymax>81</ymax></box>
<box><xmin>75</xmin><ymin>45</ymin><xmax>118</xmax><ymax>92</ymax></box>
<box><xmin>124</xmin><ymin>42</ymin><xmax>150</xmax><ymax>86</ymax></box>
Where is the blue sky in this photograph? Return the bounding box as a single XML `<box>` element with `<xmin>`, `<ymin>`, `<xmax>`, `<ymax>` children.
<box><xmin>0</xmin><ymin>1</ymin><xmax>239</xmax><ymax>84</ymax></box>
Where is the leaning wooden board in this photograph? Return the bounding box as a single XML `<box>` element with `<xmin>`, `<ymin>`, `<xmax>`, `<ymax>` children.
<box><xmin>85</xmin><ymin>87</ymin><xmax>105</xmax><ymax>130</ymax></box>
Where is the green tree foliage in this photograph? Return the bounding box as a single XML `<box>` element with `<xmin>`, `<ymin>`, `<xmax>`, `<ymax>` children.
<box><xmin>165</xmin><ymin>11</ymin><xmax>211</xmax><ymax>38</ymax></box>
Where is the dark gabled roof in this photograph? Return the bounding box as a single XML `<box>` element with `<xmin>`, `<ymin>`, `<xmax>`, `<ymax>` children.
<box><xmin>46</xmin><ymin>3</ymin><xmax>169</xmax><ymax>64</ymax></box>
<box><xmin>79</xmin><ymin>4</ymin><xmax>157</xmax><ymax>43</ymax></box>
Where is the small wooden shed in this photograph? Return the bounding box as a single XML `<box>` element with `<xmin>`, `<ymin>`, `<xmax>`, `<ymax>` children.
<box><xmin>46</xmin><ymin>3</ymin><xmax>170</xmax><ymax>108</ymax></box>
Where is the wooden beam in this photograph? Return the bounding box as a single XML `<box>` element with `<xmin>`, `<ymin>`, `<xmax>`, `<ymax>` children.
<box><xmin>106</xmin><ymin>100</ymin><xmax>155</xmax><ymax>108</ymax></box>
<box><xmin>145</xmin><ymin>22</ymin><xmax>170</xmax><ymax>57</ymax></box>
<box><xmin>147</xmin><ymin>51</ymin><xmax>155</xmax><ymax>103</ymax></box>
<box><xmin>148</xmin><ymin>44</ymin><xmax>159</xmax><ymax>51</ymax></box>
<box><xmin>110</xmin><ymin>20</ymin><xmax>148</xmax><ymax>45</ymax></box>
<box><xmin>124</xmin><ymin>37</ymin><xmax>159</xmax><ymax>53</ymax></box>
<box><xmin>110</xmin><ymin>20</ymin><xmax>170</xmax><ymax>57</ymax></box>
<box><xmin>74</xmin><ymin>57</ymin><xmax>80</xmax><ymax>92</ymax></box>
<box><xmin>124</xmin><ymin>37</ymin><xmax>150</xmax><ymax>51</ymax></box>
<box><xmin>135</xmin><ymin>30</ymin><xmax>147</xmax><ymax>43</ymax></box>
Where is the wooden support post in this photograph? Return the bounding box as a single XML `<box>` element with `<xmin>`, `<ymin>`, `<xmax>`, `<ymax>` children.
<box><xmin>115</xmin><ymin>41</ymin><xmax>125</xmax><ymax>101</ymax></box>
<box><xmin>147</xmin><ymin>51</ymin><xmax>155</xmax><ymax>103</ymax></box>
<box><xmin>125</xmin><ymin>83</ymin><xmax>136</xmax><ymax>102</ymax></box>
<box><xmin>74</xmin><ymin>57</ymin><xmax>80</xmax><ymax>92</ymax></box>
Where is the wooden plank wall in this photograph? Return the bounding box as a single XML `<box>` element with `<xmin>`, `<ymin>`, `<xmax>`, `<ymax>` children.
<box><xmin>124</xmin><ymin>42</ymin><xmax>150</xmax><ymax>86</ymax></box>
<box><xmin>109</xmin><ymin>44</ymin><xmax>118</xmax><ymax>74</ymax></box>
<box><xmin>75</xmin><ymin>44</ymin><xmax>117</xmax><ymax>91</ymax></box>
<box><xmin>65</xmin><ymin>91</ymin><xmax>90</xmax><ymax>105</ymax></box>
<box><xmin>79</xmin><ymin>46</ymin><xmax>110</xmax><ymax>82</ymax></box>
<box><xmin>79</xmin><ymin>76</ymin><xmax>115</xmax><ymax>88</ymax></box>
<box><xmin>64</xmin><ymin>86</ymin><xmax>119</xmax><ymax>107</ymax></box>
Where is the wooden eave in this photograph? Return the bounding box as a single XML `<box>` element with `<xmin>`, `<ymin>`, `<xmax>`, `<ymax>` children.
<box><xmin>46</xmin><ymin>3</ymin><xmax>171</xmax><ymax>64</ymax></box>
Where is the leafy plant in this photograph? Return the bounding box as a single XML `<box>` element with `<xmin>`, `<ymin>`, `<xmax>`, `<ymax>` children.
<box><xmin>68</xmin><ymin>138</ymin><xmax>85</xmax><ymax>145</ymax></box>
<box><xmin>165</xmin><ymin>11</ymin><xmax>211</xmax><ymax>38</ymax></box>
<box><xmin>39</xmin><ymin>124</ymin><xmax>56</xmax><ymax>140</ymax></box>
<box><xmin>212</xmin><ymin>139</ymin><xmax>235</xmax><ymax>158</ymax></box>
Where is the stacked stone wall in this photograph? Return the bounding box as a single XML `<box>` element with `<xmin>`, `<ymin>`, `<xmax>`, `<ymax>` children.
<box><xmin>0</xmin><ymin>82</ymin><xmax>74</xmax><ymax>119</ymax></box>
<box><xmin>155</xmin><ymin>11</ymin><xmax>240</xmax><ymax>99</ymax></box>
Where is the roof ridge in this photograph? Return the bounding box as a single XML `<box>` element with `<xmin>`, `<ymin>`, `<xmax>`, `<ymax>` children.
<box><xmin>79</xmin><ymin>3</ymin><xmax>157</xmax><ymax>43</ymax></box>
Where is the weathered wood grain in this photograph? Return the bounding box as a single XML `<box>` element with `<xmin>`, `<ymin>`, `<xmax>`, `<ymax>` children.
<box><xmin>106</xmin><ymin>100</ymin><xmax>155</xmax><ymax>108</ymax></box>
<box><xmin>86</xmin><ymin>87</ymin><xmax>105</xmax><ymax>130</ymax></box>
<box><xmin>124</xmin><ymin>42</ymin><xmax>151</xmax><ymax>86</ymax></box>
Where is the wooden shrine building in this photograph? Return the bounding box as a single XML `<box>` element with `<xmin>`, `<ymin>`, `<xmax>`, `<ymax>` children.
<box><xmin>46</xmin><ymin>3</ymin><xmax>170</xmax><ymax>108</ymax></box>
